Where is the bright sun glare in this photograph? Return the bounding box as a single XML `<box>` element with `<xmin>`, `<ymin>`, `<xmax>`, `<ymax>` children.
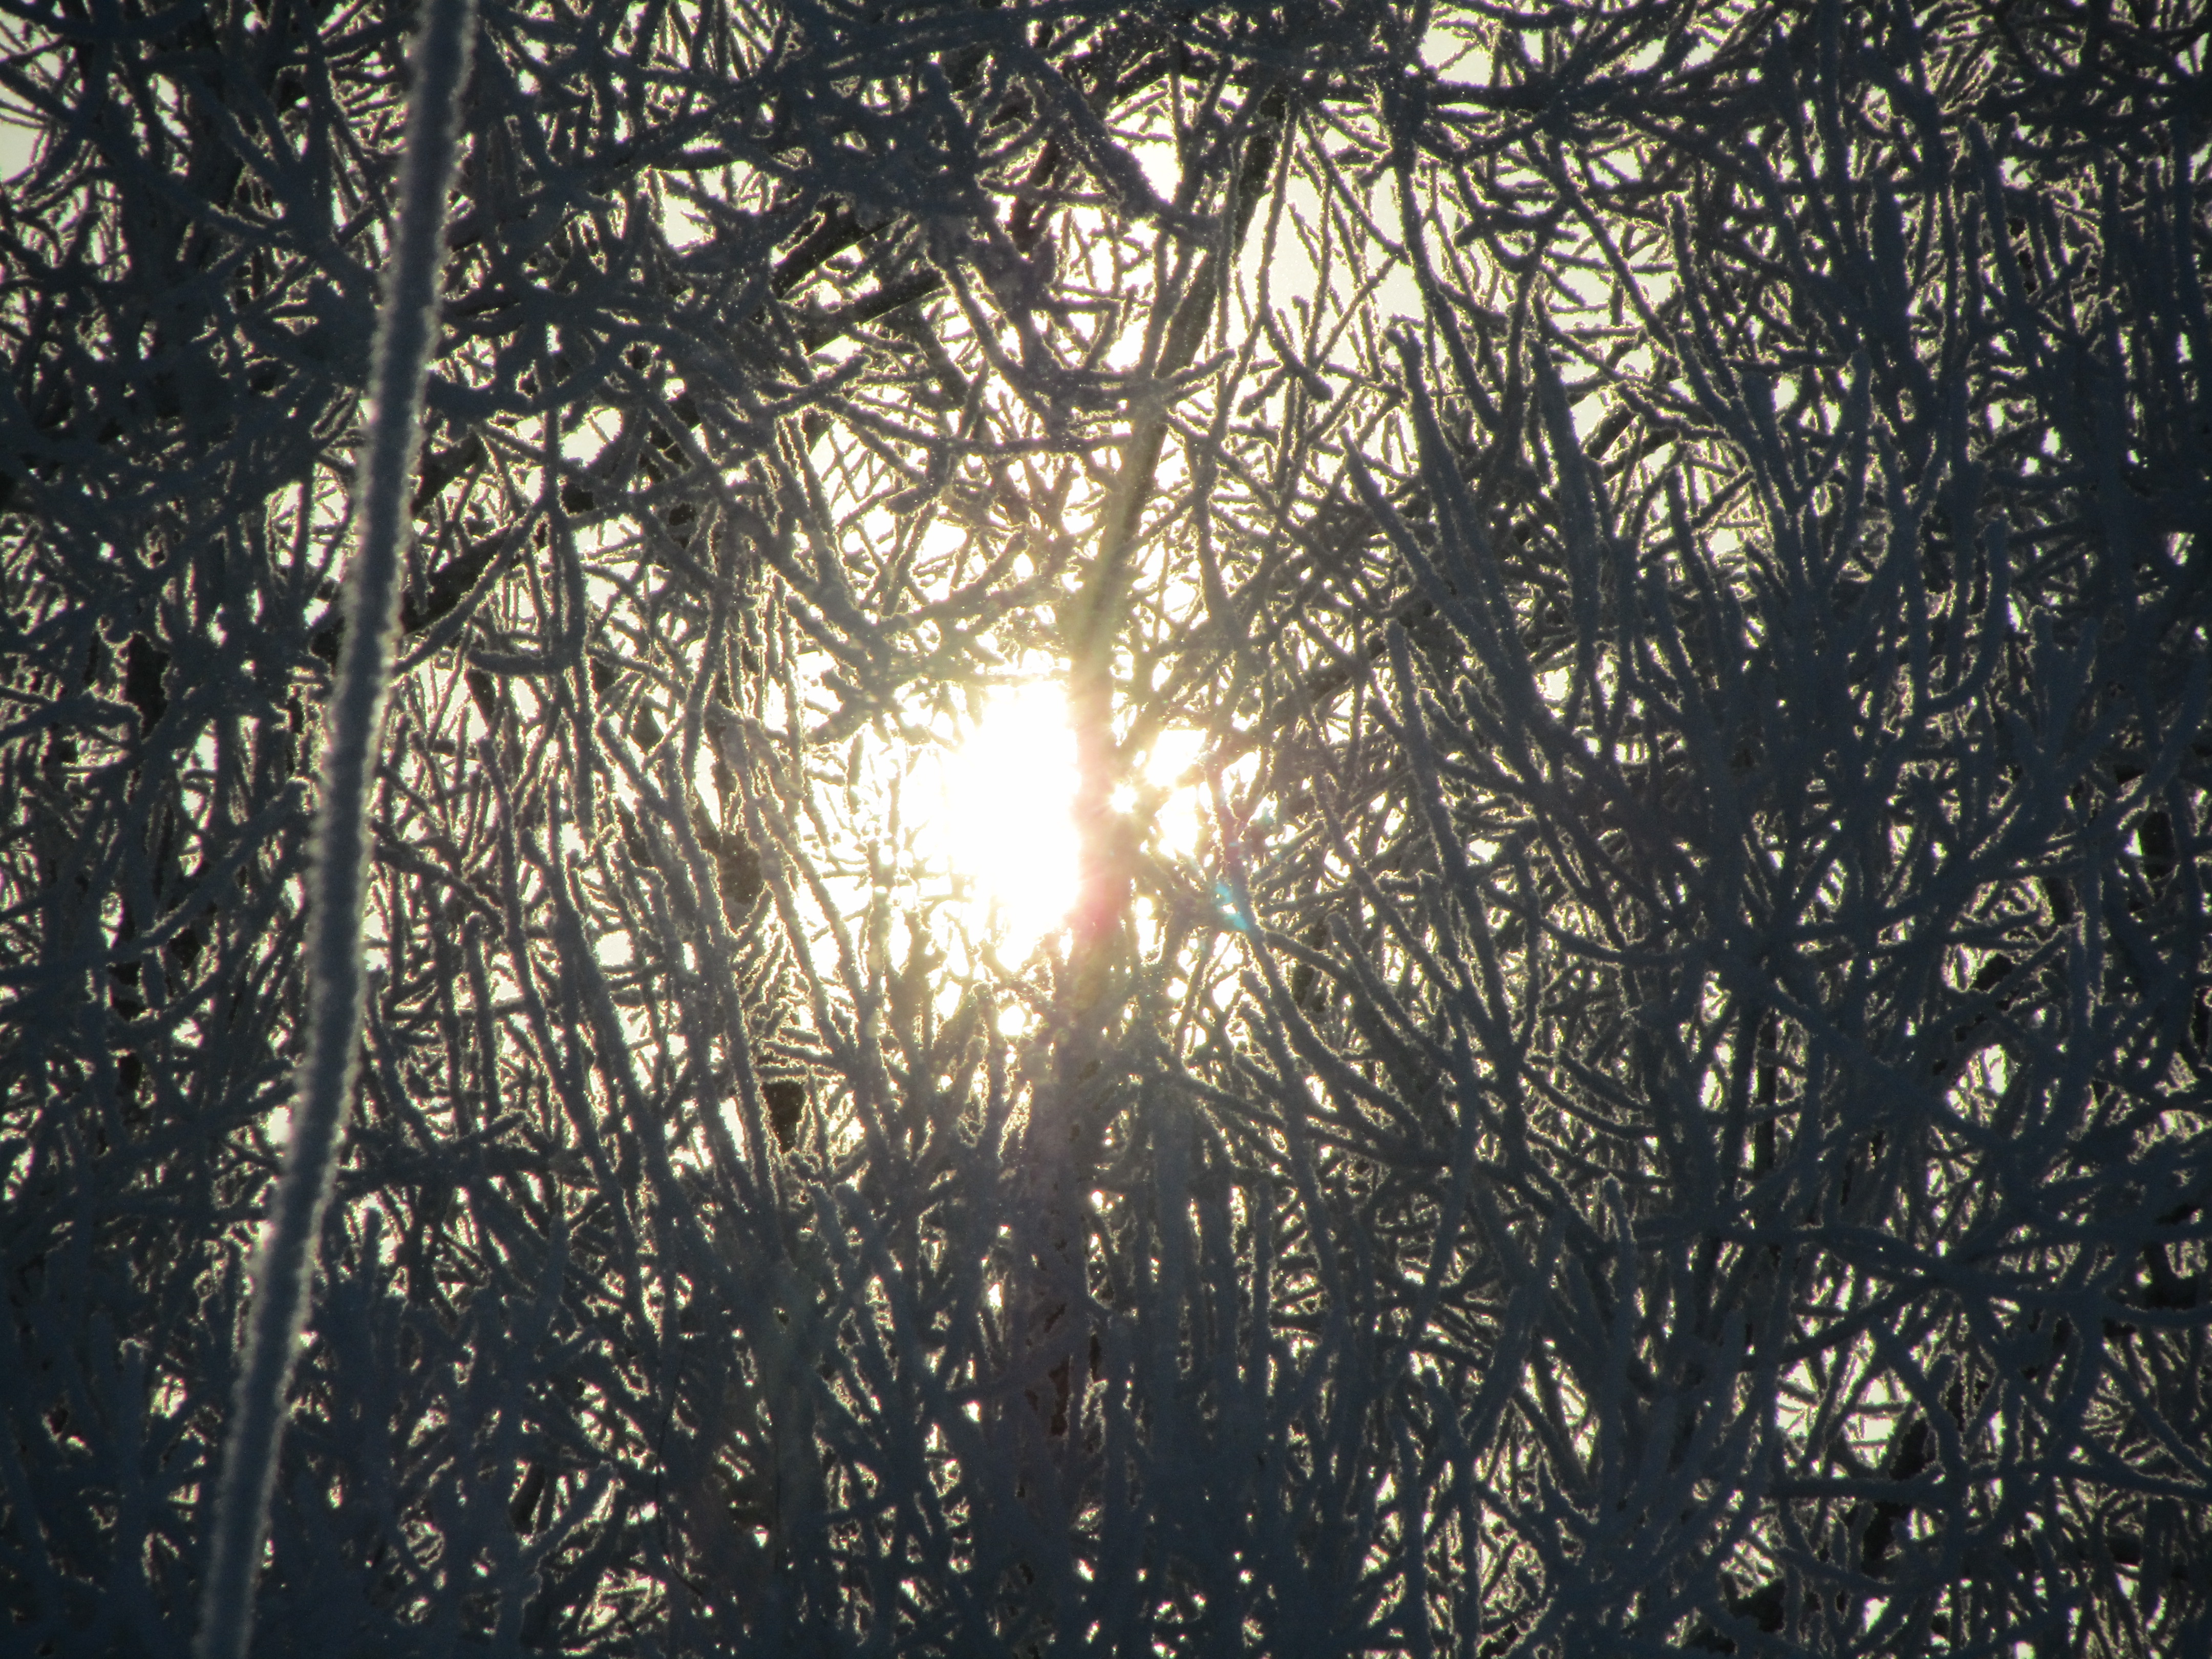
<box><xmin>914</xmin><ymin>683</ymin><xmax>1208</xmax><ymax>960</ymax></box>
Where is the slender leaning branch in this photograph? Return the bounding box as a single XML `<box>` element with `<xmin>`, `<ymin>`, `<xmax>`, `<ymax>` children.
<box><xmin>193</xmin><ymin>4</ymin><xmax>476</xmax><ymax>1654</ymax></box>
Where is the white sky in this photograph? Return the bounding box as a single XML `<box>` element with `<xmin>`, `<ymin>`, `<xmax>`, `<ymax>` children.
<box><xmin>0</xmin><ymin>15</ymin><xmax>33</xmax><ymax>180</ymax></box>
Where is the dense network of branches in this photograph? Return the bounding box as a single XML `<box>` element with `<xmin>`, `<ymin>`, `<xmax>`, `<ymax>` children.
<box><xmin>3</xmin><ymin>0</ymin><xmax>2207</xmax><ymax>1653</ymax></box>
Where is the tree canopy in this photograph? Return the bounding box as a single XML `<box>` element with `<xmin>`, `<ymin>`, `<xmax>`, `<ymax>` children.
<box><xmin>3</xmin><ymin>0</ymin><xmax>2208</xmax><ymax>1653</ymax></box>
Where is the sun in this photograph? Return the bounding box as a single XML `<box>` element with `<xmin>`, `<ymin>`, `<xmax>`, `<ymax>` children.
<box><xmin>911</xmin><ymin>684</ymin><xmax>1209</xmax><ymax>962</ymax></box>
<box><xmin>921</xmin><ymin>683</ymin><xmax>1081</xmax><ymax>958</ymax></box>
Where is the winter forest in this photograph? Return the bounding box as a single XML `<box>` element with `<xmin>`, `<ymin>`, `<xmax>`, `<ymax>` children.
<box><xmin>2</xmin><ymin>0</ymin><xmax>2208</xmax><ymax>1653</ymax></box>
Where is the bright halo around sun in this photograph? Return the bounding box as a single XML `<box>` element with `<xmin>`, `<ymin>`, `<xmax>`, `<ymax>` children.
<box><xmin>920</xmin><ymin>683</ymin><xmax>1082</xmax><ymax>959</ymax></box>
<box><xmin>1130</xmin><ymin>725</ymin><xmax>1210</xmax><ymax>860</ymax></box>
